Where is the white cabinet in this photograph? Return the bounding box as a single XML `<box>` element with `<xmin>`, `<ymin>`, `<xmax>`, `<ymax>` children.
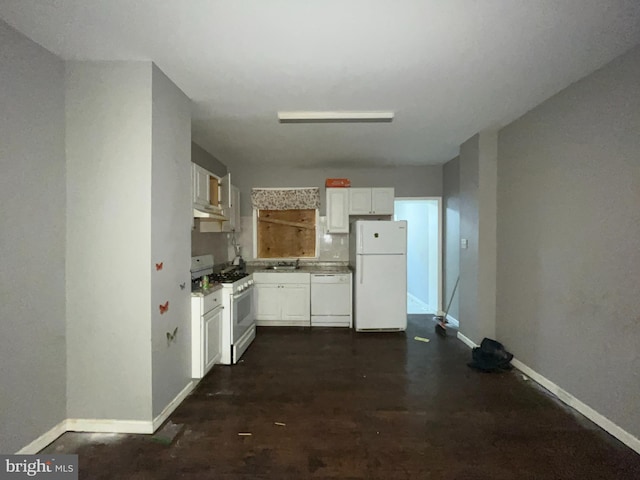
<box><xmin>282</xmin><ymin>284</ymin><xmax>311</xmax><ymax>321</ymax></box>
<box><xmin>192</xmin><ymin>291</ymin><xmax>223</xmax><ymax>379</ymax></box>
<box><xmin>225</xmin><ymin>185</ymin><xmax>241</xmax><ymax>233</ymax></box>
<box><xmin>197</xmin><ymin>173</ymin><xmax>242</xmax><ymax>233</ymax></box>
<box><xmin>254</xmin><ymin>284</ymin><xmax>280</xmax><ymax>321</ymax></box>
<box><xmin>253</xmin><ymin>272</ymin><xmax>311</xmax><ymax>326</ymax></box>
<box><xmin>326</xmin><ymin>188</ymin><xmax>350</xmax><ymax>233</ymax></box>
<box><xmin>193</xmin><ymin>164</ymin><xmax>210</xmax><ymax>207</ymax></box>
<box><xmin>348</xmin><ymin>187</ymin><xmax>395</xmax><ymax>215</ymax></box>
<box><xmin>204</xmin><ymin>306</ymin><xmax>222</xmax><ymax>373</ymax></box>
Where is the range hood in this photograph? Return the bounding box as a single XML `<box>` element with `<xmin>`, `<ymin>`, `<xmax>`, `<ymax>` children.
<box><xmin>193</xmin><ymin>203</ymin><xmax>227</xmax><ymax>220</ymax></box>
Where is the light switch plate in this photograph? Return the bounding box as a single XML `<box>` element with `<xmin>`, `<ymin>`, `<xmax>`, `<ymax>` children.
<box><xmin>461</xmin><ymin>238</ymin><xmax>468</xmax><ymax>249</ymax></box>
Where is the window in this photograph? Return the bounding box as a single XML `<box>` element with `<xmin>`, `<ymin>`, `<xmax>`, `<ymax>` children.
<box><xmin>251</xmin><ymin>188</ymin><xmax>321</xmax><ymax>259</ymax></box>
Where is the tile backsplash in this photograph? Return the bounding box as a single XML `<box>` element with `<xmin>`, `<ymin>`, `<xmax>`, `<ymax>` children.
<box><xmin>235</xmin><ymin>215</ymin><xmax>348</xmax><ymax>262</ymax></box>
<box><xmin>191</xmin><ymin>227</ymin><xmax>231</xmax><ymax>266</ymax></box>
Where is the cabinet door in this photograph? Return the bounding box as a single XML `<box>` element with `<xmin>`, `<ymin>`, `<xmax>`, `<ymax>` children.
<box><xmin>223</xmin><ymin>185</ymin><xmax>241</xmax><ymax>233</ymax></box>
<box><xmin>254</xmin><ymin>284</ymin><xmax>281</xmax><ymax>320</ymax></box>
<box><xmin>281</xmin><ymin>284</ymin><xmax>310</xmax><ymax>322</ymax></box>
<box><xmin>220</xmin><ymin>173</ymin><xmax>231</xmax><ymax>208</ymax></box>
<box><xmin>326</xmin><ymin>188</ymin><xmax>349</xmax><ymax>233</ymax></box>
<box><xmin>193</xmin><ymin>164</ymin><xmax>210</xmax><ymax>206</ymax></box>
<box><xmin>349</xmin><ymin>188</ymin><xmax>372</xmax><ymax>214</ymax></box>
<box><xmin>204</xmin><ymin>306</ymin><xmax>222</xmax><ymax>373</ymax></box>
<box><xmin>371</xmin><ymin>188</ymin><xmax>395</xmax><ymax>214</ymax></box>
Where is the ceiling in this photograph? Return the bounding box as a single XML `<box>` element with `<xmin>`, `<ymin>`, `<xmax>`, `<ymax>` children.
<box><xmin>1</xmin><ymin>1</ymin><xmax>640</xmax><ymax>168</ymax></box>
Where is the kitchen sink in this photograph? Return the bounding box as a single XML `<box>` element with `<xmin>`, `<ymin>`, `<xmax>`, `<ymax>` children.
<box><xmin>264</xmin><ymin>265</ymin><xmax>299</xmax><ymax>271</ymax></box>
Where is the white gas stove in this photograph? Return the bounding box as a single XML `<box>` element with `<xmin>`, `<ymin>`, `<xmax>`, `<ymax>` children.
<box><xmin>191</xmin><ymin>255</ymin><xmax>255</xmax><ymax>372</ymax></box>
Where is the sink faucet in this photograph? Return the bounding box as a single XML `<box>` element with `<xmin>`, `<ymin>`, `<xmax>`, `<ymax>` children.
<box><xmin>295</xmin><ymin>259</ymin><xmax>300</xmax><ymax>269</ymax></box>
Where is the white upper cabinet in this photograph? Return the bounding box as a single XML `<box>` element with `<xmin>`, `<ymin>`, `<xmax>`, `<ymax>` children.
<box><xmin>219</xmin><ymin>172</ymin><xmax>231</xmax><ymax>212</ymax></box>
<box><xmin>371</xmin><ymin>188</ymin><xmax>395</xmax><ymax>215</ymax></box>
<box><xmin>348</xmin><ymin>187</ymin><xmax>394</xmax><ymax>215</ymax></box>
<box><xmin>326</xmin><ymin>188</ymin><xmax>349</xmax><ymax>233</ymax></box>
<box><xmin>192</xmin><ymin>164</ymin><xmax>210</xmax><ymax>207</ymax></box>
<box><xmin>197</xmin><ymin>172</ymin><xmax>241</xmax><ymax>233</ymax></box>
<box><xmin>228</xmin><ymin>185</ymin><xmax>241</xmax><ymax>233</ymax></box>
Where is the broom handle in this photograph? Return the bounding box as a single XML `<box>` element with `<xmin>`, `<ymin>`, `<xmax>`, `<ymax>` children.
<box><xmin>443</xmin><ymin>276</ymin><xmax>459</xmax><ymax>317</ymax></box>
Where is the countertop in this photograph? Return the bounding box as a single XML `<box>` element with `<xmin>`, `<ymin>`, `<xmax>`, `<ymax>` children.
<box><xmin>190</xmin><ymin>283</ymin><xmax>224</xmax><ymax>297</ymax></box>
<box><xmin>247</xmin><ymin>263</ymin><xmax>351</xmax><ymax>275</ymax></box>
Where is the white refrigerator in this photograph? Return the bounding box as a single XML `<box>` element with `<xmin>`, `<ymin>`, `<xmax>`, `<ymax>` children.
<box><xmin>349</xmin><ymin>220</ymin><xmax>407</xmax><ymax>331</ymax></box>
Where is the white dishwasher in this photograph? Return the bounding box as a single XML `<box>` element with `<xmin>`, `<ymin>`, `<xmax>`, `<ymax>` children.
<box><xmin>311</xmin><ymin>273</ymin><xmax>352</xmax><ymax>327</ymax></box>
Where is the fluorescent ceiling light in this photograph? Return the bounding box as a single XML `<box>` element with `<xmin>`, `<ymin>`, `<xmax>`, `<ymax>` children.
<box><xmin>277</xmin><ymin>111</ymin><xmax>394</xmax><ymax>123</ymax></box>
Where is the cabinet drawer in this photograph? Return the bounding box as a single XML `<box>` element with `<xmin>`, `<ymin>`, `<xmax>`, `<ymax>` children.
<box><xmin>203</xmin><ymin>290</ymin><xmax>222</xmax><ymax>314</ymax></box>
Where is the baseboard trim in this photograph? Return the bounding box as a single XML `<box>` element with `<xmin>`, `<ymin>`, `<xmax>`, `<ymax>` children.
<box><xmin>66</xmin><ymin>418</ymin><xmax>154</xmax><ymax>434</ymax></box>
<box><xmin>455</xmin><ymin>333</ymin><xmax>640</xmax><ymax>455</ymax></box>
<box><xmin>510</xmin><ymin>358</ymin><xmax>640</xmax><ymax>455</ymax></box>
<box><xmin>456</xmin><ymin>331</ymin><xmax>478</xmax><ymax>349</ymax></box>
<box><xmin>17</xmin><ymin>381</ymin><xmax>197</xmax><ymax>452</ymax></box>
<box><xmin>15</xmin><ymin>419</ymin><xmax>68</xmax><ymax>454</ymax></box>
<box><xmin>445</xmin><ymin>314</ymin><xmax>459</xmax><ymax>328</ymax></box>
<box><xmin>152</xmin><ymin>380</ymin><xmax>195</xmax><ymax>431</ymax></box>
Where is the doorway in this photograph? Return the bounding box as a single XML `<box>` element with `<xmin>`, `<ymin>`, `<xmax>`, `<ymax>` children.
<box><xmin>394</xmin><ymin>198</ymin><xmax>442</xmax><ymax>314</ymax></box>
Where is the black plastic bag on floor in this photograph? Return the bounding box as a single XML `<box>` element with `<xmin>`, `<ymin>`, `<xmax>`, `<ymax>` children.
<box><xmin>468</xmin><ymin>338</ymin><xmax>514</xmax><ymax>372</ymax></box>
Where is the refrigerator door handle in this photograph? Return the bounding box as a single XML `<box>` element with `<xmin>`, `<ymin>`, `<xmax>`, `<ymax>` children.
<box><xmin>359</xmin><ymin>224</ymin><xmax>363</xmax><ymax>252</ymax></box>
<box><xmin>360</xmin><ymin>257</ymin><xmax>364</xmax><ymax>284</ymax></box>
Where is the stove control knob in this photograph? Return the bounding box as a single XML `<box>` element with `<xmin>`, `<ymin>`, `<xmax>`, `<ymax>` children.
<box><xmin>237</xmin><ymin>285</ymin><xmax>244</xmax><ymax>292</ymax></box>
<box><xmin>248</xmin><ymin>279</ymin><xmax>254</xmax><ymax>286</ymax></box>
<box><xmin>243</xmin><ymin>282</ymin><xmax>249</xmax><ymax>289</ymax></box>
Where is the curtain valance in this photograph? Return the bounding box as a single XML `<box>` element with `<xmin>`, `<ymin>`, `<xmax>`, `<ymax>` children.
<box><xmin>251</xmin><ymin>187</ymin><xmax>320</xmax><ymax>210</ymax></box>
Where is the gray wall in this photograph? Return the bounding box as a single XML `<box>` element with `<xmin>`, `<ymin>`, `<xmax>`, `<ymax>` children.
<box><xmin>442</xmin><ymin>156</ymin><xmax>460</xmax><ymax>321</ymax></box>
<box><xmin>192</xmin><ymin>142</ymin><xmax>227</xmax><ymax>178</ymax></box>
<box><xmin>496</xmin><ymin>45</ymin><xmax>640</xmax><ymax>439</ymax></box>
<box><xmin>228</xmin><ymin>163</ymin><xmax>443</xmax><ymax>216</ymax></box>
<box><xmin>151</xmin><ymin>65</ymin><xmax>193</xmax><ymax>417</ymax></box>
<box><xmin>459</xmin><ymin>136</ymin><xmax>480</xmax><ymax>339</ymax></box>
<box><xmin>66</xmin><ymin>62</ymin><xmax>153</xmax><ymax>421</ymax></box>
<box><xmin>0</xmin><ymin>20</ymin><xmax>67</xmax><ymax>454</ymax></box>
<box><xmin>459</xmin><ymin>131</ymin><xmax>498</xmax><ymax>342</ymax></box>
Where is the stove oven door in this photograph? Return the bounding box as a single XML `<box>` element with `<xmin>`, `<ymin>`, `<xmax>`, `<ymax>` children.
<box><xmin>231</xmin><ymin>286</ymin><xmax>255</xmax><ymax>344</ymax></box>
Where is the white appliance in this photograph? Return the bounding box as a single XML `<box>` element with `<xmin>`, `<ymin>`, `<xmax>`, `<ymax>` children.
<box><xmin>190</xmin><ymin>255</ymin><xmax>255</xmax><ymax>367</ymax></box>
<box><xmin>349</xmin><ymin>220</ymin><xmax>407</xmax><ymax>331</ymax></box>
<box><xmin>220</xmin><ymin>272</ymin><xmax>255</xmax><ymax>365</ymax></box>
<box><xmin>311</xmin><ymin>273</ymin><xmax>352</xmax><ymax>327</ymax></box>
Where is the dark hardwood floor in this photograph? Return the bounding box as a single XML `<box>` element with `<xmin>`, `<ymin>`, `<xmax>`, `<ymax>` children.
<box><xmin>43</xmin><ymin>316</ymin><xmax>640</xmax><ymax>479</ymax></box>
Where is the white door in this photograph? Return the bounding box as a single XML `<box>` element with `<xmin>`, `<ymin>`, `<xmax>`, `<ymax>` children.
<box><xmin>281</xmin><ymin>284</ymin><xmax>311</xmax><ymax>322</ymax></box>
<box><xmin>254</xmin><ymin>284</ymin><xmax>280</xmax><ymax>320</ymax></box>
<box><xmin>356</xmin><ymin>220</ymin><xmax>407</xmax><ymax>254</ymax></box>
<box><xmin>326</xmin><ymin>188</ymin><xmax>349</xmax><ymax>233</ymax></box>
<box><xmin>193</xmin><ymin>164</ymin><xmax>210</xmax><ymax>206</ymax></box>
<box><xmin>355</xmin><ymin>254</ymin><xmax>407</xmax><ymax>330</ymax></box>
<box><xmin>349</xmin><ymin>188</ymin><xmax>372</xmax><ymax>214</ymax></box>
<box><xmin>204</xmin><ymin>307</ymin><xmax>222</xmax><ymax>372</ymax></box>
<box><xmin>371</xmin><ymin>188</ymin><xmax>394</xmax><ymax>214</ymax></box>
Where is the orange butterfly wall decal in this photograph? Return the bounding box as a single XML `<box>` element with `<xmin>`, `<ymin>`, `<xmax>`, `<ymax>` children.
<box><xmin>155</xmin><ymin>262</ymin><xmax>163</xmax><ymax>271</ymax></box>
<box><xmin>159</xmin><ymin>301</ymin><xmax>169</xmax><ymax>314</ymax></box>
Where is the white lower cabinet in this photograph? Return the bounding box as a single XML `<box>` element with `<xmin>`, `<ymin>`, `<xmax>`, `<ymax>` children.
<box><xmin>204</xmin><ymin>306</ymin><xmax>222</xmax><ymax>373</ymax></box>
<box><xmin>192</xmin><ymin>292</ymin><xmax>223</xmax><ymax>379</ymax></box>
<box><xmin>253</xmin><ymin>272</ymin><xmax>310</xmax><ymax>326</ymax></box>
